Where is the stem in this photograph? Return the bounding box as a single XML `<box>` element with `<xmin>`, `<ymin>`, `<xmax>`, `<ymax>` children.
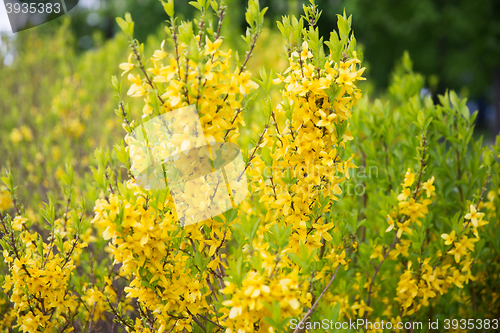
<box><xmin>412</xmin><ymin>135</ymin><xmax>427</xmax><ymax>199</ymax></box>
<box><xmin>360</xmin><ymin>149</ymin><xmax>367</xmax><ymax>243</ymax></box>
<box><xmin>138</xmin><ymin>302</ymin><xmax>155</xmax><ymax>329</ymax></box>
<box><xmin>436</xmin><ymin>172</ymin><xmax>491</xmax><ymax>269</ymax></box>
<box><xmin>223</xmin><ymin>108</ymin><xmax>243</xmax><ymax>140</ymax></box>
<box><xmin>61</xmin><ymin>232</ymin><xmax>79</xmax><ymax>269</ymax></box>
<box><xmin>237</xmin><ymin>124</ymin><xmax>269</xmax><ymax>181</ymax></box>
<box><xmin>119</xmin><ymin>102</ymin><xmax>132</xmax><ymax>129</ymax></box>
<box><xmin>474</xmin><ymin>173</ymin><xmax>490</xmax><ymax>211</ymax></box>
<box><xmin>170</xmin><ymin>18</ymin><xmax>182</xmax><ymax>82</ymax></box>
<box><xmin>130</xmin><ymin>41</ymin><xmax>165</xmax><ymax>106</ymax></box>
<box><xmin>215</xmin><ymin>5</ymin><xmax>226</xmax><ymax>40</ymax></box>
<box><xmin>187</xmin><ymin>309</ymin><xmax>207</xmax><ymax>333</ymax></box>
<box><xmin>365</xmin><ymin>135</ymin><xmax>427</xmax><ymax>316</ymax></box>
<box><xmin>292</xmin><ymin>264</ymin><xmax>342</xmax><ymax>333</ymax></box>
<box><xmin>239</xmin><ymin>33</ymin><xmax>258</xmax><ymax>75</ymax></box>
<box><xmin>105</xmin><ymin>297</ymin><xmax>134</xmax><ymax>330</ymax></box>
<box><xmin>455</xmin><ymin>147</ymin><xmax>465</xmax><ymax>204</ymax></box>
<box><xmin>197</xmin><ymin>11</ymin><xmax>205</xmax><ymax>48</ymax></box>
<box><xmin>364</xmin><ymin>235</ymin><xmax>399</xmax><ymax>319</ymax></box>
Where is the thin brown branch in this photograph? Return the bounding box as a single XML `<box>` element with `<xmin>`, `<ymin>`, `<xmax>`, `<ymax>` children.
<box><xmin>105</xmin><ymin>297</ymin><xmax>135</xmax><ymax>330</ymax></box>
<box><xmin>292</xmin><ymin>263</ymin><xmax>342</xmax><ymax>333</ymax></box>
<box><xmin>237</xmin><ymin>124</ymin><xmax>269</xmax><ymax>181</ymax></box>
<box><xmin>364</xmin><ymin>234</ymin><xmax>399</xmax><ymax>318</ymax></box>
<box><xmin>187</xmin><ymin>309</ymin><xmax>207</xmax><ymax>333</ymax></box>
<box><xmin>130</xmin><ymin>41</ymin><xmax>165</xmax><ymax>106</ymax></box>
<box><xmin>215</xmin><ymin>6</ymin><xmax>226</xmax><ymax>40</ymax></box>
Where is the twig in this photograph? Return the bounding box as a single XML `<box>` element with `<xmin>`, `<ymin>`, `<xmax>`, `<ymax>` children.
<box><xmin>138</xmin><ymin>302</ymin><xmax>155</xmax><ymax>329</ymax></box>
<box><xmin>214</xmin><ymin>5</ymin><xmax>226</xmax><ymax>40</ymax></box>
<box><xmin>239</xmin><ymin>33</ymin><xmax>258</xmax><ymax>75</ymax></box>
<box><xmin>105</xmin><ymin>297</ymin><xmax>134</xmax><ymax>330</ymax></box>
<box><xmin>364</xmin><ymin>234</ymin><xmax>398</xmax><ymax>318</ymax></box>
<box><xmin>237</xmin><ymin>124</ymin><xmax>269</xmax><ymax>181</ymax></box>
<box><xmin>412</xmin><ymin>135</ymin><xmax>427</xmax><ymax>200</ymax></box>
<box><xmin>365</xmin><ymin>135</ymin><xmax>427</xmax><ymax>315</ymax></box>
<box><xmin>223</xmin><ymin>108</ymin><xmax>244</xmax><ymax>140</ymax></box>
<box><xmin>455</xmin><ymin>147</ymin><xmax>465</xmax><ymax>204</ymax></box>
<box><xmin>61</xmin><ymin>232</ymin><xmax>79</xmax><ymax>269</ymax></box>
<box><xmin>130</xmin><ymin>41</ymin><xmax>165</xmax><ymax>106</ymax></box>
<box><xmin>474</xmin><ymin>173</ymin><xmax>490</xmax><ymax>211</ymax></box>
<box><xmin>187</xmin><ymin>309</ymin><xmax>207</xmax><ymax>333</ymax></box>
<box><xmin>437</xmin><ymin>172</ymin><xmax>491</xmax><ymax>268</ymax></box>
<box><xmin>292</xmin><ymin>264</ymin><xmax>342</xmax><ymax>333</ymax></box>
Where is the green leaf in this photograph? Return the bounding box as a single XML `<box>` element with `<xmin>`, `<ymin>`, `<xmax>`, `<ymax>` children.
<box><xmin>111</xmin><ymin>75</ymin><xmax>120</xmax><ymax>93</ymax></box>
<box><xmin>37</xmin><ymin>235</ymin><xmax>44</xmax><ymax>257</ymax></box>
<box><xmin>223</xmin><ymin>208</ymin><xmax>238</xmax><ymax>223</ymax></box>
<box><xmin>116</xmin><ymin>17</ymin><xmax>129</xmax><ymax>36</ymax></box>
<box><xmin>337</xmin><ymin>14</ymin><xmax>349</xmax><ymax>40</ymax></box>
<box><xmin>189</xmin><ymin>1</ymin><xmax>203</xmax><ymax>11</ymax></box>
<box><xmin>210</xmin><ymin>0</ymin><xmax>218</xmax><ymax>12</ymax></box>
<box><xmin>417</xmin><ymin>110</ymin><xmax>425</xmax><ymax>128</ymax></box>
<box><xmin>161</xmin><ymin>0</ymin><xmax>175</xmax><ymax>17</ymax></box>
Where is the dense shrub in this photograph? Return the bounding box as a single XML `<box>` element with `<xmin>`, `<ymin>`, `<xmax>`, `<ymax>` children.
<box><xmin>1</xmin><ymin>1</ymin><xmax>499</xmax><ymax>332</ymax></box>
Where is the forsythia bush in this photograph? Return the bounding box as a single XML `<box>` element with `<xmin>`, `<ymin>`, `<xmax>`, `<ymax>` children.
<box><xmin>0</xmin><ymin>19</ymin><xmax>129</xmax><ymax>212</ymax></box>
<box><xmin>1</xmin><ymin>1</ymin><xmax>500</xmax><ymax>332</ymax></box>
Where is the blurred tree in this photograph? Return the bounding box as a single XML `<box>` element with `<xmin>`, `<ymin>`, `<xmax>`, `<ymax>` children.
<box><xmin>315</xmin><ymin>0</ymin><xmax>500</xmax><ymax>131</ymax></box>
<box><xmin>33</xmin><ymin>0</ymin><xmax>500</xmax><ymax>131</ymax></box>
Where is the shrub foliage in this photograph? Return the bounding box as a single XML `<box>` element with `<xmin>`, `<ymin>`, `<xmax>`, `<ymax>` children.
<box><xmin>1</xmin><ymin>1</ymin><xmax>499</xmax><ymax>332</ymax></box>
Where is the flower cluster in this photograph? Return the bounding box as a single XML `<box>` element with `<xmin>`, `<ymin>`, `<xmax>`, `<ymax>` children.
<box><xmin>221</xmin><ymin>269</ymin><xmax>308</xmax><ymax>332</ymax></box>
<box><xmin>255</xmin><ymin>22</ymin><xmax>364</xmax><ymax>256</ymax></box>
<box><xmin>0</xmin><ymin>188</ymin><xmax>12</xmax><ymax>212</ymax></box>
<box><xmin>386</xmin><ymin>168</ymin><xmax>434</xmax><ymax>238</ymax></box>
<box><xmin>2</xmin><ymin>1</ymin><xmax>500</xmax><ymax>332</ymax></box>
<box><xmin>1</xmin><ymin>214</ymin><xmax>87</xmax><ymax>333</ymax></box>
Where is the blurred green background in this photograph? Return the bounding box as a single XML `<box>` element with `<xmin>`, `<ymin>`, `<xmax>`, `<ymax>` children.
<box><xmin>39</xmin><ymin>0</ymin><xmax>500</xmax><ymax>131</ymax></box>
<box><xmin>2</xmin><ymin>0</ymin><xmax>499</xmax><ymax>122</ymax></box>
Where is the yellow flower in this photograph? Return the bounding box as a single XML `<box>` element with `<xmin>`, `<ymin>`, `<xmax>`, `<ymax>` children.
<box><xmin>464</xmin><ymin>204</ymin><xmax>485</xmax><ymax>228</ymax></box>
<box><xmin>422</xmin><ymin>176</ymin><xmax>435</xmax><ymax>197</ymax></box>
<box><xmin>351</xmin><ymin>300</ymin><xmax>373</xmax><ymax>317</ymax></box>
<box><xmin>0</xmin><ymin>189</ymin><xmax>12</xmax><ymax>211</ymax></box>
<box><xmin>385</xmin><ymin>214</ymin><xmax>395</xmax><ymax>232</ymax></box>
<box><xmin>12</xmin><ymin>216</ymin><xmax>28</xmax><ymax>231</ymax></box>
<box><xmin>447</xmin><ymin>236</ymin><xmax>476</xmax><ymax>263</ymax></box>
<box><xmin>396</xmin><ymin>220</ymin><xmax>412</xmax><ymax>238</ymax></box>
<box><xmin>333</xmin><ymin>251</ymin><xmax>347</xmax><ymax>267</ymax></box>
<box><xmin>299</xmin><ymin>41</ymin><xmax>312</xmax><ymax>60</ymax></box>
<box><xmin>9</xmin><ymin>128</ymin><xmax>23</xmax><ymax>145</ymax></box>
<box><xmin>204</xmin><ymin>36</ymin><xmax>223</xmax><ymax>55</ymax></box>
<box><xmin>390</xmin><ymin>239</ymin><xmax>411</xmax><ymax>258</ymax></box>
<box><xmin>447</xmin><ymin>269</ymin><xmax>465</xmax><ymax>289</ymax></box>
<box><xmin>3</xmin><ymin>250</ymin><xmax>13</xmax><ymax>265</ymax></box>
<box><xmin>440</xmin><ymin>230</ymin><xmax>456</xmax><ymax>245</ymax></box>
<box><xmin>370</xmin><ymin>245</ymin><xmax>384</xmax><ymax>262</ymax></box>
<box><xmin>152</xmin><ymin>41</ymin><xmax>167</xmax><ymax>60</ymax></box>
<box><xmin>20</xmin><ymin>126</ymin><xmax>33</xmax><ymax>141</ymax></box>
<box><xmin>119</xmin><ymin>53</ymin><xmax>135</xmax><ymax>76</ymax></box>
<box><xmin>397</xmin><ymin>187</ymin><xmax>411</xmax><ymax>201</ymax></box>
<box><xmin>238</xmin><ymin>71</ymin><xmax>259</xmax><ymax>94</ymax></box>
<box><xmin>126</xmin><ymin>73</ymin><xmax>146</xmax><ymax>97</ymax></box>
<box><xmin>403</xmin><ymin>168</ymin><xmax>415</xmax><ymax>187</ymax></box>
